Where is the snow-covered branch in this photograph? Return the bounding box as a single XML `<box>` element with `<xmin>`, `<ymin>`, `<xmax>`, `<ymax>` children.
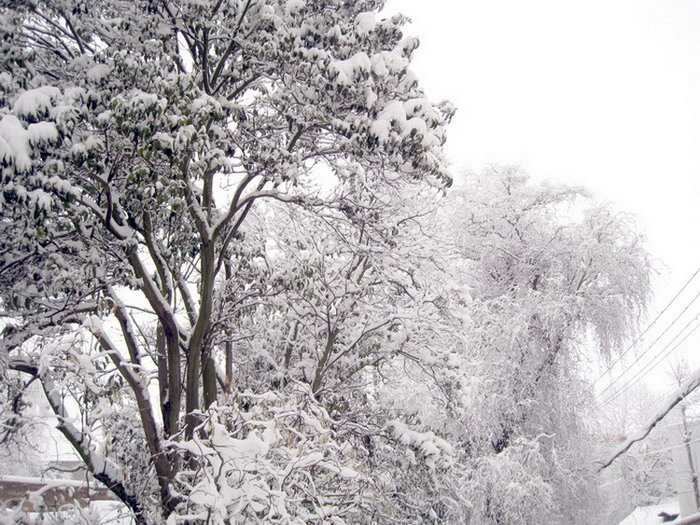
<box><xmin>598</xmin><ymin>363</ymin><xmax>700</xmax><ymax>471</ymax></box>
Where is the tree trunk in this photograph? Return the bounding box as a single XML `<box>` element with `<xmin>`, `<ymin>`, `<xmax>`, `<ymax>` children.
<box><xmin>186</xmin><ymin>240</ymin><xmax>217</xmax><ymax>438</ymax></box>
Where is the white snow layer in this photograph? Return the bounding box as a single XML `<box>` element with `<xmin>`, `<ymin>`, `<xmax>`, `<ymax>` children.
<box><xmin>87</xmin><ymin>63</ymin><xmax>111</xmax><ymax>83</ymax></box>
<box><xmin>330</xmin><ymin>52</ymin><xmax>371</xmax><ymax>85</ymax></box>
<box><xmin>370</xmin><ymin>99</ymin><xmax>440</xmax><ymax>146</ymax></box>
<box><xmin>285</xmin><ymin>0</ymin><xmax>305</xmax><ymax>14</ymax></box>
<box><xmin>27</xmin><ymin>121</ymin><xmax>59</xmax><ymax>145</ymax></box>
<box><xmin>355</xmin><ymin>12</ymin><xmax>376</xmax><ymax>36</ymax></box>
<box><xmin>0</xmin><ymin>115</ymin><xmax>32</xmax><ymax>172</ymax></box>
<box><xmin>13</xmin><ymin>86</ymin><xmax>61</xmax><ymax>119</ymax></box>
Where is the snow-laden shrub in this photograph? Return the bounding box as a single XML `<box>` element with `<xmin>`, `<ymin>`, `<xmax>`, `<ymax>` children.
<box><xmin>168</xmin><ymin>384</ymin><xmax>370</xmax><ymax>524</ymax></box>
<box><xmin>465</xmin><ymin>436</ymin><xmax>556</xmax><ymax>525</ymax></box>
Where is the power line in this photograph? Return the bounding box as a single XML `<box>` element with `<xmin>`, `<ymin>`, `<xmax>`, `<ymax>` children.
<box><xmin>640</xmin><ymin>436</ymin><xmax>700</xmax><ymax>457</ymax></box>
<box><xmin>598</xmin><ymin>438</ymin><xmax>700</xmax><ymax>489</ymax></box>
<box><xmin>597</xmin><ymin>289</ymin><xmax>700</xmax><ymax>401</ymax></box>
<box><xmin>600</xmin><ymin>317</ymin><xmax>700</xmax><ymax>407</ymax></box>
<box><xmin>600</xmin><ymin>315</ymin><xmax>700</xmax><ymax>407</ymax></box>
<box><xmin>600</xmin><ymin>322</ymin><xmax>700</xmax><ymax>409</ymax></box>
<box><xmin>600</xmin><ymin>317</ymin><xmax>700</xmax><ymax>408</ymax></box>
<box><xmin>595</xmin><ymin>265</ymin><xmax>700</xmax><ymax>385</ymax></box>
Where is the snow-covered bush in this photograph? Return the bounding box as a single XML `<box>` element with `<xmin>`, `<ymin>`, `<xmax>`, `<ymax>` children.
<box><xmin>168</xmin><ymin>384</ymin><xmax>369</xmax><ymax>523</ymax></box>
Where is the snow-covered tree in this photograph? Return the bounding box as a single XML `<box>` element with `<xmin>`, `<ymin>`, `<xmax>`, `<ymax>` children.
<box><xmin>224</xmin><ymin>182</ymin><xmax>469</xmax><ymax>520</ymax></box>
<box><xmin>439</xmin><ymin>167</ymin><xmax>652</xmax><ymax>524</ymax></box>
<box><xmin>0</xmin><ymin>1</ymin><xmax>453</xmax><ymax>522</ymax></box>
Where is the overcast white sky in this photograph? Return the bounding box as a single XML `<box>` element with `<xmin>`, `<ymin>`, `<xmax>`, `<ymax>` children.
<box><xmin>391</xmin><ymin>0</ymin><xmax>700</xmax><ymax>398</ymax></box>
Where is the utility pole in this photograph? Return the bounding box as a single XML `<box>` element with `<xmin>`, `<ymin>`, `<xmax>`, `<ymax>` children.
<box><xmin>681</xmin><ymin>403</ymin><xmax>700</xmax><ymax>512</ymax></box>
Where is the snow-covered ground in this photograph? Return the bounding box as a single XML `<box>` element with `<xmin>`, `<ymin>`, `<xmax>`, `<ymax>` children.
<box><xmin>619</xmin><ymin>500</ymin><xmax>680</xmax><ymax>525</ymax></box>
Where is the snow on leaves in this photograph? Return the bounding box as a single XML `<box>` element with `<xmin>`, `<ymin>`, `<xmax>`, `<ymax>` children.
<box><xmin>169</xmin><ymin>385</ymin><xmax>370</xmax><ymax>523</ymax></box>
<box><xmin>387</xmin><ymin>420</ymin><xmax>455</xmax><ymax>471</ymax></box>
